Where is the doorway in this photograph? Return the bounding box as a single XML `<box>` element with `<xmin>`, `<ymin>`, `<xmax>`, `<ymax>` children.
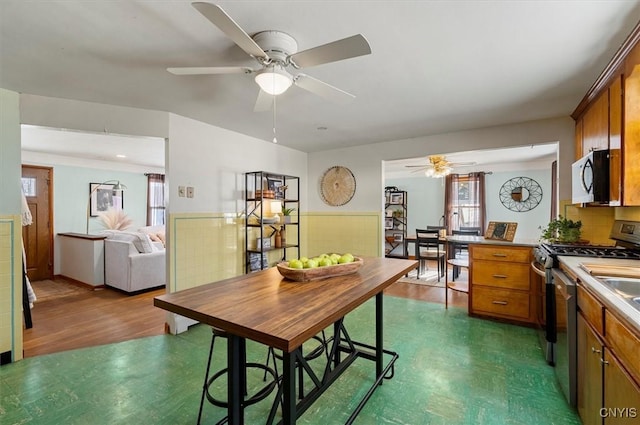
<box><xmin>21</xmin><ymin>165</ymin><xmax>53</xmax><ymax>281</ymax></box>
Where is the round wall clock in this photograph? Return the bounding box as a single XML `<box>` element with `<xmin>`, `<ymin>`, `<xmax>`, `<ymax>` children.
<box><xmin>320</xmin><ymin>166</ymin><xmax>356</xmax><ymax>206</ymax></box>
<box><xmin>499</xmin><ymin>177</ymin><xmax>543</xmax><ymax>212</ymax></box>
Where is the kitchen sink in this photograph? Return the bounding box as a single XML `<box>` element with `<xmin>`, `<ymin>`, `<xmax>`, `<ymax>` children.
<box><xmin>596</xmin><ymin>277</ymin><xmax>640</xmax><ymax>312</ymax></box>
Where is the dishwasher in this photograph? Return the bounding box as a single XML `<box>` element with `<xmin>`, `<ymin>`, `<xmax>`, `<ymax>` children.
<box><xmin>551</xmin><ymin>268</ymin><xmax>577</xmax><ymax>408</ymax></box>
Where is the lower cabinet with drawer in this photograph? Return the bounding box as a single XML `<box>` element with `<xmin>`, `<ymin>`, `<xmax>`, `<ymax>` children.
<box><xmin>577</xmin><ymin>283</ymin><xmax>640</xmax><ymax>425</ymax></box>
<box><xmin>469</xmin><ymin>244</ymin><xmax>536</xmax><ymax>324</ymax></box>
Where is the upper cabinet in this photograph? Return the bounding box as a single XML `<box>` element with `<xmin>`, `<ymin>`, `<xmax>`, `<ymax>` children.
<box><xmin>582</xmin><ymin>90</ymin><xmax>609</xmax><ymax>155</ymax></box>
<box><xmin>624</xmin><ymin>41</ymin><xmax>640</xmax><ymax>206</ymax></box>
<box><xmin>572</xmin><ymin>21</ymin><xmax>640</xmax><ymax>206</ymax></box>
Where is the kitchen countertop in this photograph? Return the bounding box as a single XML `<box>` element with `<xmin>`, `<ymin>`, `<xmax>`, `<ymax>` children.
<box><xmin>447</xmin><ymin>234</ymin><xmax>539</xmax><ymax>247</ymax></box>
<box><xmin>558</xmin><ymin>256</ymin><xmax>640</xmax><ymax>334</ymax></box>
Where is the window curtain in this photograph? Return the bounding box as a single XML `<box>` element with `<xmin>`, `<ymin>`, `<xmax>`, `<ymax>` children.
<box><xmin>146</xmin><ymin>173</ymin><xmax>165</xmax><ymax>226</ymax></box>
<box><xmin>444</xmin><ymin>174</ymin><xmax>460</xmax><ymax>234</ymax></box>
<box><xmin>444</xmin><ymin>172</ymin><xmax>487</xmax><ymax>235</ymax></box>
<box><xmin>550</xmin><ymin>160</ymin><xmax>557</xmax><ymax>220</ymax></box>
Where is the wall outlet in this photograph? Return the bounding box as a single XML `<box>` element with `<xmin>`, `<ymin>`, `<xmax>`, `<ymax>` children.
<box><xmin>186</xmin><ymin>186</ymin><xmax>194</xmax><ymax>198</ymax></box>
<box><xmin>178</xmin><ymin>186</ymin><xmax>185</xmax><ymax>197</ymax></box>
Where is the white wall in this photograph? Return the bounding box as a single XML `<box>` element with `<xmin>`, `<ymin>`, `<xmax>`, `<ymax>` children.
<box><xmin>387</xmin><ymin>168</ymin><xmax>552</xmax><ymax>240</ymax></box>
<box><xmin>167</xmin><ymin>114</ymin><xmax>308</xmax><ymax>215</ymax></box>
<box><xmin>308</xmin><ymin>117</ymin><xmax>574</xmax><ymax>216</ymax></box>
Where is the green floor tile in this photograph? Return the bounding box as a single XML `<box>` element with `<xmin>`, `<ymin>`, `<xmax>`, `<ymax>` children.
<box><xmin>0</xmin><ymin>296</ymin><xmax>580</xmax><ymax>424</ymax></box>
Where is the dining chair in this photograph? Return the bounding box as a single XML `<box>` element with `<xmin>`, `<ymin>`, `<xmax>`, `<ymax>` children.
<box><xmin>415</xmin><ymin>229</ymin><xmax>445</xmax><ymax>281</ymax></box>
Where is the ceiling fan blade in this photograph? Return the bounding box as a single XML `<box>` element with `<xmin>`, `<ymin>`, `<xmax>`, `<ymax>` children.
<box><xmin>294</xmin><ymin>74</ymin><xmax>355</xmax><ymax>104</ymax></box>
<box><xmin>405</xmin><ymin>165</ymin><xmax>428</xmax><ymax>168</ymax></box>
<box><xmin>167</xmin><ymin>66</ymin><xmax>252</xmax><ymax>75</ymax></box>
<box><xmin>289</xmin><ymin>34</ymin><xmax>371</xmax><ymax>68</ymax></box>
<box><xmin>254</xmin><ymin>89</ymin><xmax>273</xmax><ymax>112</ymax></box>
<box><xmin>192</xmin><ymin>2</ymin><xmax>268</xmax><ymax>60</ymax></box>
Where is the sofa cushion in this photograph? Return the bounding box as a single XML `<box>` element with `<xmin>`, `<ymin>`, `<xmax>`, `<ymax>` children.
<box><xmin>107</xmin><ymin>231</ymin><xmax>155</xmax><ymax>253</ymax></box>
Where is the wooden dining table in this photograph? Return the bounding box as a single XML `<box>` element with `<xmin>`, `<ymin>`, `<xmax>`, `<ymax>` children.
<box><xmin>154</xmin><ymin>256</ymin><xmax>417</xmax><ymax>425</ymax></box>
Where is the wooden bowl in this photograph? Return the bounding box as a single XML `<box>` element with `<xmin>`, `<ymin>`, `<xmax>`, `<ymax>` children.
<box><xmin>276</xmin><ymin>257</ymin><xmax>364</xmax><ymax>282</ymax></box>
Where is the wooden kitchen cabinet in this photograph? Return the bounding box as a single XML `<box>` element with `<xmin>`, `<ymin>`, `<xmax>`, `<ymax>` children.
<box><xmin>469</xmin><ymin>245</ymin><xmax>536</xmax><ymax>324</ymax></box>
<box><xmin>603</xmin><ymin>349</ymin><xmax>640</xmax><ymax>424</ymax></box>
<box><xmin>577</xmin><ymin>313</ymin><xmax>604</xmax><ymax>425</ymax></box>
<box><xmin>623</xmin><ymin>40</ymin><xmax>640</xmax><ymax>206</ymax></box>
<box><xmin>609</xmin><ymin>75</ymin><xmax>623</xmax><ymax>206</ymax></box>
<box><xmin>582</xmin><ymin>90</ymin><xmax>610</xmax><ymax>154</ymax></box>
<box><xmin>577</xmin><ymin>283</ymin><xmax>640</xmax><ymax>425</ymax></box>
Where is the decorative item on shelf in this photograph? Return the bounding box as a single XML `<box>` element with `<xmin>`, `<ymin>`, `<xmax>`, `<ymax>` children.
<box><xmin>256</xmin><ymin>237</ymin><xmax>271</xmax><ymax>249</ymax></box>
<box><xmin>274</xmin><ymin>228</ymin><xmax>282</xmax><ymax>248</ymax></box>
<box><xmin>539</xmin><ymin>216</ymin><xmax>583</xmax><ymax>243</ymax></box>
<box><xmin>255</xmin><ymin>189</ymin><xmax>276</xmax><ymax>199</ymax></box>
<box><xmin>87</xmin><ymin>180</ymin><xmax>126</xmax><ymax>234</ymax></box>
<box><xmin>282</xmin><ymin>206</ymin><xmax>296</xmax><ymax>223</ymax></box>
<box><xmin>270</xmin><ymin>200</ymin><xmax>282</xmax><ymax>223</ymax></box>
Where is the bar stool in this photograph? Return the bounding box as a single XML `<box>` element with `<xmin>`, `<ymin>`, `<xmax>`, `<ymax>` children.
<box><xmin>445</xmin><ymin>257</ymin><xmax>469</xmax><ymax>309</ymax></box>
<box><xmin>264</xmin><ymin>331</ymin><xmax>330</xmax><ymax>400</ymax></box>
<box><xmin>197</xmin><ymin>327</ymin><xmax>279</xmax><ymax>425</ymax></box>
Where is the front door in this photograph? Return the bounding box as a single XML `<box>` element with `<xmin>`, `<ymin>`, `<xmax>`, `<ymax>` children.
<box><xmin>21</xmin><ymin>165</ymin><xmax>53</xmax><ymax>281</ymax></box>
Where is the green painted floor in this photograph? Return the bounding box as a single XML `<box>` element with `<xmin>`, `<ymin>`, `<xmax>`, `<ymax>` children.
<box><xmin>1</xmin><ymin>296</ymin><xmax>581</xmax><ymax>425</ymax></box>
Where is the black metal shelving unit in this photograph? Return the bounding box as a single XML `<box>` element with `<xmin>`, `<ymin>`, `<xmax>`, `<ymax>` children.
<box><xmin>245</xmin><ymin>171</ymin><xmax>300</xmax><ymax>273</ymax></box>
<box><xmin>384</xmin><ymin>189</ymin><xmax>407</xmax><ymax>258</ymax></box>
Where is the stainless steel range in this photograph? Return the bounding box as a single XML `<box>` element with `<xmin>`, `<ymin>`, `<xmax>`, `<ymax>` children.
<box><xmin>532</xmin><ymin>219</ymin><xmax>640</xmax><ymax>408</ymax></box>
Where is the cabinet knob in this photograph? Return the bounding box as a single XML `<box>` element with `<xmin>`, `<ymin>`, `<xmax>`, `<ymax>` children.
<box><xmin>600</xmin><ymin>358</ymin><xmax>609</xmax><ymax>366</ymax></box>
<box><xmin>591</xmin><ymin>347</ymin><xmax>601</xmax><ymax>354</ymax></box>
<box><xmin>492</xmin><ymin>300</ymin><xmax>508</xmax><ymax>305</ymax></box>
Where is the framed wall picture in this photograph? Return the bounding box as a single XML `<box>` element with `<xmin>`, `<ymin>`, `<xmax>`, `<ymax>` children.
<box><xmin>90</xmin><ymin>183</ymin><xmax>124</xmax><ymax>217</ymax></box>
<box><xmin>266</xmin><ymin>176</ymin><xmax>284</xmax><ymax>199</ymax></box>
<box><xmin>385</xmin><ymin>217</ymin><xmax>393</xmax><ymax>229</ymax></box>
<box><xmin>389</xmin><ymin>192</ymin><xmax>404</xmax><ymax>204</ymax></box>
<box><xmin>393</xmin><ymin>232</ymin><xmax>404</xmax><ymax>242</ymax></box>
<box><xmin>485</xmin><ymin>221</ymin><xmax>518</xmax><ymax>241</ymax></box>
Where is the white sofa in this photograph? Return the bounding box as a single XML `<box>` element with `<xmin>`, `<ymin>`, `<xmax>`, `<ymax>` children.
<box><xmin>103</xmin><ymin>227</ymin><xmax>166</xmax><ymax>293</ymax></box>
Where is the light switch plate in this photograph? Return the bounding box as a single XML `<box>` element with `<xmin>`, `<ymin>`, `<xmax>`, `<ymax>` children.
<box><xmin>186</xmin><ymin>186</ymin><xmax>194</xmax><ymax>198</ymax></box>
<box><xmin>178</xmin><ymin>186</ymin><xmax>185</xmax><ymax>197</ymax></box>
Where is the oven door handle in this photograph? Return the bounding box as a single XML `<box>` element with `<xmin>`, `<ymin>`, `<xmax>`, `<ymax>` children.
<box><xmin>531</xmin><ymin>261</ymin><xmax>546</xmax><ymax>278</ymax></box>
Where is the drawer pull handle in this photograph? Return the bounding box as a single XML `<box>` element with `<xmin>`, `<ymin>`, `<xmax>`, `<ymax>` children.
<box><xmin>600</xmin><ymin>359</ymin><xmax>609</xmax><ymax>366</ymax></box>
<box><xmin>492</xmin><ymin>253</ymin><xmax>507</xmax><ymax>257</ymax></box>
<box><xmin>492</xmin><ymin>274</ymin><xmax>508</xmax><ymax>279</ymax></box>
<box><xmin>591</xmin><ymin>347</ymin><xmax>601</xmax><ymax>354</ymax></box>
<box><xmin>492</xmin><ymin>300</ymin><xmax>508</xmax><ymax>305</ymax></box>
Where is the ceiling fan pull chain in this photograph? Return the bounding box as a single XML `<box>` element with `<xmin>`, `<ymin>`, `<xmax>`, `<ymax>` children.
<box><xmin>272</xmin><ymin>92</ymin><xmax>278</xmax><ymax>144</ymax></box>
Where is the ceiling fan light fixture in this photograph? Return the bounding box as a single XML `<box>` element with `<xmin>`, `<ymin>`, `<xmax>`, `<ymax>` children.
<box><xmin>255</xmin><ymin>65</ymin><xmax>293</xmax><ymax>95</ymax></box>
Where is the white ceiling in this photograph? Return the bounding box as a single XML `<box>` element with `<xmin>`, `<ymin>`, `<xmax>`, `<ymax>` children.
<box><xmin>3</xmin><ymin>1</ymin><xmax>640</xmax><ymax>158</ymax></box>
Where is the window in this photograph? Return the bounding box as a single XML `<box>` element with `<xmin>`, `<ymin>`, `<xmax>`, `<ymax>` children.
<box><xmin>445</xmin><ymin>173</ymin><xmax>486</xmax><ymax>234</ymax></box>
<box><xmin>146</xmin><ymin>173</ymin><xmax>165</xmax><ymax>226</ymax></box>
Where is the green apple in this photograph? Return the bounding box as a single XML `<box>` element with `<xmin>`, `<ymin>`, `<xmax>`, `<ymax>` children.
<box><xmin>300</xmin><ymin>257</ymin><xmax>309</xmax><ymax>264</ymax></box>
<box><xmin>304</xmin><ymin>259</ymin><xmax>318</xmax><ymax>268</ymax></box>
<box><xmin>319</xmin><ymin>258</ymin><xmax>333</xmax><ymax>267</ymax></box>
<box><xmin>330</xmin><ymin>253</ymin><xmax>341</xmax><ymax>264</ymax></box>
<box><xmin>344</xmin><ymin>253</ymin><xmax>354</xmax><ymax>261</ymax></box>
<box><xmin>288</xmin><ymin>259</ymin><xmax>303</xmax><ymax>269</ymax></box>
<box><xmin>338</xmin><ymin>255</ymin><xmax>353</xmax><ymax>264</ymax></box>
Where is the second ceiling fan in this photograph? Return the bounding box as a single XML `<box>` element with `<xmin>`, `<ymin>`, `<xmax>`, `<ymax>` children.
<box><xmin>168</xmin><ymin>2</ymin><xmax>372</xmax><ymax>111</ymax></box>
<box><xmin>405</xmin><ymin>155</ymin><xmax>476</xmax><ymax>177</ymax></box>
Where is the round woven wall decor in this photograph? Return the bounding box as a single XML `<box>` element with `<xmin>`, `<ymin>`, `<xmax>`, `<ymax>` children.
<box><xmin>320</xmin><ymin>166</ymin><xmax>356</xmax><ymax>206</ymax></box>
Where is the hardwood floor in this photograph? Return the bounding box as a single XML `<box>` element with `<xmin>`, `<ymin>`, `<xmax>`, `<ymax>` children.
<box><xmin>24</xmin><ymin>277</ymin><xmax>166</xmax><ymax>358</ymax></box>
<box><xmin>23</xmin><ymin>261</ymin><xmax>467</xmax><ymax>358</ymax></box>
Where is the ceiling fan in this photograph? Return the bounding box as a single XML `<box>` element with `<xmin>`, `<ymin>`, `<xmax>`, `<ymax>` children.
<box><xmin>167</xmin><ymin>2</ymin><xmax>372</xmax><ymax>111</ymax></box>
<box><xmin>405</xmin><ymin>155</ymin><xmax>476</xmax><ymax>177</ymax></box>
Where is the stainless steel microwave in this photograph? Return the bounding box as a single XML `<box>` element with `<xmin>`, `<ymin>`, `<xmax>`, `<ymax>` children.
<box><xmin>571</xmin><ymin>150</ymin><xmax>609</xmax><ymax>204</ymax></box>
